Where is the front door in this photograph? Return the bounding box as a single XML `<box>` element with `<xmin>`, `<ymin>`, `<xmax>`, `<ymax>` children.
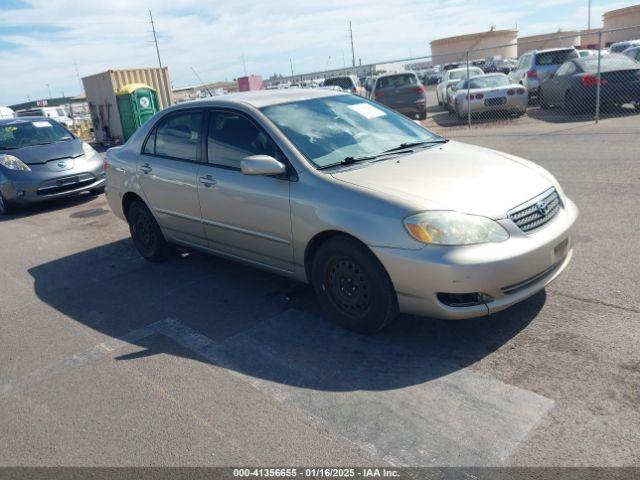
<box><xmin>197</xmin><ymin>109</ymin><xmax>294</xmax><ymax>272</ymax></box>
<box><xmin>137</xmin><ymin>109</ymin><xmax>206</xmax><ymax>246</ymax></box>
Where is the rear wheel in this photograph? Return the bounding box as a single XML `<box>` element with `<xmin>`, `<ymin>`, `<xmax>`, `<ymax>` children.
<box><xmin>417</xmin><ymin>111</ymin><xmax>427</xmax><ymax>120</ymax></box>
<box><xmin>127</xmin><ymin>200</ymin><xmax>174</xmax><ymax>262</ymax></box>
<box><xmin>311</xmin><ymin>236</ymin><xmax>398</xmax><ymax>334</ymax></box>
<box><xmin>0</xmin><ymin>193</ymin><xmax>11</xmax><ymax>215</ymax></box>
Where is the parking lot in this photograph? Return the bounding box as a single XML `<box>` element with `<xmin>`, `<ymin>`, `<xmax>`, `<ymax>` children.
<box><xmin>0</xmin><ymin>114</ymin><xmax>638</xmax><ymax>467</ymax></box>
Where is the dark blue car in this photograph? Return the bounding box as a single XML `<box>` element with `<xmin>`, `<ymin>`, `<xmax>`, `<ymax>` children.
<box><xmin>0</xmin><ymin>117</ymin><xmax>105</xmax><ymax>214</ymax></box>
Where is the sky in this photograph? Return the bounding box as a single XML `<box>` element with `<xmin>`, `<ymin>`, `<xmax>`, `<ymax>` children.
<box><xmin>0</xmin><ymin>0</ymin><xmax>636</xmax><ymax>106</ymax></box>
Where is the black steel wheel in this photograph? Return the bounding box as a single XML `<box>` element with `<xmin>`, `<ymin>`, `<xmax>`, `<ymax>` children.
<box><xmin>311</xmin><ymin>236</ymin><xmax>398</xmax><ymax>334</ymax></box>
<box><xmin>127</xmin><ymin>200</ymin><xmax>174</xmax><ymax>262</ymax></box>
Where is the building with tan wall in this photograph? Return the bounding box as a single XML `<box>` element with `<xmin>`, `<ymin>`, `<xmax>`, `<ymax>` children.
<box><xmin>580</xmin><ymin>28</ymin><xmax>604</xmax><ymax>49</ymax></box>
<box><xmin>517</xmin><ymin>31</ymin><xmax>581</xmax><ymax>57</ymax></box>
<box><xmin>430</xmin><ymin>28</ymin><xmax>518</xmax><ymax>64</ymax></box>
<box><xmin>603</xmin><ymin>4</ymin><xmax>640</xmax><ymax>45</ymax></box>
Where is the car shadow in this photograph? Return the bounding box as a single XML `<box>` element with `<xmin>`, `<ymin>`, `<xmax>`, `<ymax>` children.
<box><xmin>526</xmin><ymin>104</ymin><xmax>639</xmax><ymax>124</ymax></box>
<box><xmin>0</xmin><ymin>192</ymin><xmax>103</xmax><ymax>222</ymax></box>
<box><xmin>28</xmin><ymin>238</ymin><xmax>545</xmax><ymax>392</ymax></box>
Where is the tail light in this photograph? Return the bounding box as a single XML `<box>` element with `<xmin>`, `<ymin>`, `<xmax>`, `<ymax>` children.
<box><xmin>507</xmin><ymin>89</ymin><xmax>515</xmax><ymax>96</ymax></box>
<box><xmin>526</xmin><ymin>70</ymin><xmax>537</xmax><ymax>78</ymax></box>
<box><xmin>351</xmin><ymin>87</ymin><xmax>358</xmax><ymax>94</ymax></box>
<box><xmin>411</xmin><ymin>85</ymin><xmax>425</xmax><ymax>93</ymax></box>
<box><xmin>516</xmin><ymin>88</ymin><xmax>525</xmax><ymax>95</ymax></box>
<box><xmin>102</xmin><ymin>155</ymin><xmax>109</xmax><ymax>173</ymax></box>
<box><xmin>582</xmin><ymin>75</ymin><xmax>608</xmax><ymax>87</ymax></box>
<box><xmin>375</xmin><ymin>91</ymin><xmax>385</xmax><ymax>99</ymax></box>
<box><xmin>466</xmin><ymin>94</ymin><xmax>474</xmax><ymax>100</ymax></box>
<box><xmin>475</xmin><ymin>93</ymin><xmax>484</xmax><ymax>100</ymax></box>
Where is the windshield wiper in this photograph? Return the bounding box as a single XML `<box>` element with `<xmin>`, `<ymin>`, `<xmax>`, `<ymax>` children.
<box><xmin>383</xmin><ymin>139</ymin><xmax>449</xmax><ymax>153</ymax></box>
<box><xmin>317</xmin><ymin>153</ymin><xmax>381</xmax><ymax>170</ymax></box>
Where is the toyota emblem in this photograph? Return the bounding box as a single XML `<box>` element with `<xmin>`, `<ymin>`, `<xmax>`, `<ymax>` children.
<box><xmin>57</xmin><ymin>161</ymin><xmax>67</xmax><ymax>169</ymax></box>
<box><xmin>536</xmin><ymin>200</ymin><xmax>549</xmax><ymax>216</ymax></box>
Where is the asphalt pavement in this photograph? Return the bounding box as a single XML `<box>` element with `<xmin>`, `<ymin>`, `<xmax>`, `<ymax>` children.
<box><xmin>0</xmin><ymin>114</ymin><xmax>638</xmax><ymax>467</ymax></box>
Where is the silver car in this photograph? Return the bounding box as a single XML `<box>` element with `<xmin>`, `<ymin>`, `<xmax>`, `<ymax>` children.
<box><xmin>436</xmin><ymin>67</ymin><xmax>484</xmax><ymax>109</ymax></box>
<box><xmin>106</xmin><ymin>89</ymin><xmax>577</xmax><ymax>333</ymax></box>
<box><xmin>450</xmin><ymin>73</ymin><xmax>528</xmax><ymax>119</ymax></box>
<box><xmin>509</xmin><ymin>48</ymin><xmax>579</xmax><ymax>99</ymax></box>
<box><xmin>0</xmin><ymin>117</ymin><xmax>105</xmax><ymax>214</ymax></box>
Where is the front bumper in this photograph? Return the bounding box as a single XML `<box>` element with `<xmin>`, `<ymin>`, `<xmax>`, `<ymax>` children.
<box><xmin>371</xmin><ymin>197</ymin><xmax>578</xmax><ymax>319</ymax></box>
<box><xmin>0</xmin><ymin>155</ymin><xmax>105</xmax><ymax>205</ymax></box>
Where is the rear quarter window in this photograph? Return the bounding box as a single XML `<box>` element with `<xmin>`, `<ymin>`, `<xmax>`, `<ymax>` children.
<box><xmin>535</xmin><ymin>50</ymin><xmax>578</xmax><ymax>66</ymax></box>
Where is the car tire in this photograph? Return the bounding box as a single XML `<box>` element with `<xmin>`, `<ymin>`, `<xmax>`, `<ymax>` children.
<box><xmin>417</xmin><ymin>112</ymin><xmax>427</xmax><ymax>120</ymax></box>
<box><xmin>90</xmin><ymin>186</ymin><xmax>106</xmax><ymax>195</ymax></box>
<box><xmin>0</xmin><ymin>193</ymin><xmax>11</xmax><ymax>215</ymax></box>
<box><xmin>311</xmin><ymin>236</ymin><xmax>398</xmax><ymax>334</ymax></box>
<box><xmin>565</xmin><ymin>91</ymin><xmax>580</xmax><ymax>114</ymax></box>
<box><xmin>127</xmin><ymin>200</ymin><xmax>174</xmax><ymax>262</ymax></box>
<box><xmin>539</xmin><ymin>90</ymin><xmax>549</xmax><ymax>109</ymax></box>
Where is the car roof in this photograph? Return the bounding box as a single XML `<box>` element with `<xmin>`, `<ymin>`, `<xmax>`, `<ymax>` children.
<box><xmin>166</xmin><ymin>88</ymin><xmax>347</xmax><ymax>110</ymax></box>
<box><xmin>375</xmin><ymin>71</ymin><xmax>417</xmax><ymax>79</ymax></box>
<box><xmin>0</xmin><ymin>116</ymin><xmax>50</xmax><ymax>125</ymax></box>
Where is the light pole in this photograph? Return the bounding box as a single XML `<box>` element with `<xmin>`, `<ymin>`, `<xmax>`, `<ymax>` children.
<box><xmin>588</xmin><ymin>0</ymin><xmax>591</xmax><ymax>31</ymax></box>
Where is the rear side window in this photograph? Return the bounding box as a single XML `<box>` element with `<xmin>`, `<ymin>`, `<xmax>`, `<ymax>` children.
<box><xmin>145</xmin><ymin>111</ymin><xmax>202</xmax><ymax>162</ymax></box>
<box><xmin>376</xmin><ymin>74</ymin><xmax>418</xmax><ymax>89</ymax></box>
<box><xmin>324</xmin><ymin>77</ymin><xmax>354</xmax><ymax>89</ymax></box>
<box><xmin>207</xmin><ymin>111</ymin><xmax>279</xmax><ymax>169</ymax></box>
<box><xmin>535</xmin><ymin>50</ymin><xmax>578</xmax><ymax>66</ymax></box>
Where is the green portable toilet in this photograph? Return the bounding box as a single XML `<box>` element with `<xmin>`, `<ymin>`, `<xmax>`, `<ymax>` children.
<box><xmin>116</xmin><ymin>83</ymin><xmax>159</xmax><ymax>141</ymax></box>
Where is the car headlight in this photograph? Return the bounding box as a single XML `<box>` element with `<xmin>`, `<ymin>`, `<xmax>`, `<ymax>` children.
<box><xmin>404</xmin><ymin>211</ymin><xmax>509</xmax><ymax>246</ymax></box>
<box><xmin>0</xmin><ymin>154</ymin><xmax>31</xmax><ymax>171</ymax></box>
<box><xmin>82</xmin><ymin>142</ymin><xmax>99</xmax><ymax>159</ymax></box>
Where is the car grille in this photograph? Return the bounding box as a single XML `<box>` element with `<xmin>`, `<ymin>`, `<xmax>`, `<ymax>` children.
<box><xmin>37</xmin><ymin>173</ymin><xmax>96</xmax><ymax>196</ymax></box>
<box><xmin>507</xmin><ymin>188</ymin><xmax>561</xmax><ymax>232</ymax></box>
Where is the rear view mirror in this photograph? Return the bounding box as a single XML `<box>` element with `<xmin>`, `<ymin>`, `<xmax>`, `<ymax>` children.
<box><xmin>241</xmin><ymin>155</ymin><xmax>286</xmax><ymax>176</ymax></box>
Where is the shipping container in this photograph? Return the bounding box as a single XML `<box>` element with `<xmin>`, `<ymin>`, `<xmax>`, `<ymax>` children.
<box><xmin>82</xmin><ymin>67</ymin><xmax>173</xmax><ymax>144</ymax></box>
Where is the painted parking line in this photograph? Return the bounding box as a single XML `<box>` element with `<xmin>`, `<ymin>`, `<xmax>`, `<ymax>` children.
<box><xmin>1</xmin><ymin>312</ymin><xmax>554</xmax><ymax>466</ymax></box>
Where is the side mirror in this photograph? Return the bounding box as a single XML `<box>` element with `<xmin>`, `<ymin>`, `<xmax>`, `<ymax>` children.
<box><xmin>241</xmin><ymin>155</ymin><xmax>286</xmax><ymax>176</ymax></box>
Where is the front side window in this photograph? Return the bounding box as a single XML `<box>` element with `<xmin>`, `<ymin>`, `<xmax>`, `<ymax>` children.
<box><xmin>148</xmin><ymin>111</ymin><xmax>202</xmax><ymax>162</ymax></box>
<box><xmin>207</xmin><ymin>111</ymin><xmax>279</xmax><ymax>169</ymax></box>
<box><xmin>261</xmin><ymin>94</ymin><xmax>442</xmax><ymax>168</ymax></box>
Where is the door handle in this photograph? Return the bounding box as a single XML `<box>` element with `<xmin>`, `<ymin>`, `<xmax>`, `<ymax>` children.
<box><xmin>198</xmin><ymin>174</ymin><xmax>217</xmax><ymax>187</ymax></box>
<box><xmin>139</xmin><ymin>163</ymin><xmax>152</xmax><ymax>174</ymax></box>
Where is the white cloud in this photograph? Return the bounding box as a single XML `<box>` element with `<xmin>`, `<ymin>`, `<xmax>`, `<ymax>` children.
<box><xmin>0</xmin><ymin>0</ymin><xmax>627</xmax><ymax>105</ymax></box>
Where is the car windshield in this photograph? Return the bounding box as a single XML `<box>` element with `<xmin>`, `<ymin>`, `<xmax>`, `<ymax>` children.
<box><xmin>376</xmin><ymin>74</ymin><xmax>418</xmax><ymax>89</ymax></box>
<box><xmin>0</xmin><ymin>119</ymin><xmax>72</xmax><ymax>149</ymax></box>
<box><xmin>467</xmin><ymin>75</ymin><xmax>510</xmax><ymax>89</ymax></box>
<box><xmin>261</xmin><ymin>94</ymin><xmax>442</xmax><ymax>168</ymax></box>
<box><xmin>581</xmin><ymin>54</ymin><xmax>640</xmax><ymax>72</ymax></box>
<box><xmin>449</xmin><ymin>68</ymin><xmax>483</xmax><ymax>80</ymax></box>
<box><xmin>535</xmin><ymin>49</ymin><xmax>578</xmax><ymax>65</ymax></box>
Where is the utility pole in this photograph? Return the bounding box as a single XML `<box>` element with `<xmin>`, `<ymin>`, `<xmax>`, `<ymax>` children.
<box><xmin>241</xmin><ymin>54</ymin><xmax>248</xmax><ymax>76</ymax></box>
<box><xmin>290</xmin><ymin>58</ymin><xmax>295</xmax><ymax>81</ymax></box>
<box><xmin>73</xmin><ymin>59</ymin><xmax>83</xmax><ymax>94</ymax></box>
<box><xmin>587</xmin><ymin>0</ymin><xmax>591</xmax><ymax>30</ymax></box>
<box><xmin>349</xmin><ymin>21</ymin><xmax>356</xmax><ymax>68</ymax></box>
<box><xmin>191</xmin><ymin>67</ymin><xmax>212</xmax><ymax>96</ymax></box>
<box><xmin>149</xmin><ymin>10</ymin><xmax>163</xmax><ymax>68</ymax></box>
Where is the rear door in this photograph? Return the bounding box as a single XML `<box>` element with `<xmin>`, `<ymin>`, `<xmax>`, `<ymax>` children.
<box><xmin>196</xmin><ymin>109</ymin><xmax>294</xmax><ymax>272</ymax></box>
<box><xmin>544</xmin><ymin>62</ymin><xmax>576</xmax><ymax>104</ymax></box>
<box><xmin>138</xmin><ymin>109</ymin><xmax>207</xmax><ymax>246</ymax></box>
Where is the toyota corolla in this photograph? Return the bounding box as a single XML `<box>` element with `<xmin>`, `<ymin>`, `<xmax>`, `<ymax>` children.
<box><xmin>105</xmin><ymin>89</ymin><xmax>577</xmax><ymax>333</ymax></box>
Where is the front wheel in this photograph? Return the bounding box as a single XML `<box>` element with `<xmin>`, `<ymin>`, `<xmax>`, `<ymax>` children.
<box><xmin>0</xmin><ymin>193</ymin><xmax>11</xmax><ymax>215</ymax></box>
<box><xmin>311</xmin><ymin>236</ymin><xmax>398</xmax><ymax>334</ymax></box>
<box><xmin>127</xmin><ymin>200</ymin><xmax>174</xmax><ymax>262</ymax></box>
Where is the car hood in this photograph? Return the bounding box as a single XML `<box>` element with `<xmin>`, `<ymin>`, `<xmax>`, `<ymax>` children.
<box><xmin>0</xmin><ymin>138</ymin><xmax>83</xmax><ymax>165</ymax></box>
<box><xmin>330</xmin><ymin>140</ymin><xmax>553</xmax><ymax>219</ymax></box>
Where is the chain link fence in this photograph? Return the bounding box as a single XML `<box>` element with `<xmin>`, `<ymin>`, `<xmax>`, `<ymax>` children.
<box><xmin>267</xmin><ymin>24</ymin><xmax>640</xmax><ymax>132</ymax></box>
<box><xmin>422</xmin><ymin>24</ymin><xmax>640</xmax><ymax>129</ymax></box>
